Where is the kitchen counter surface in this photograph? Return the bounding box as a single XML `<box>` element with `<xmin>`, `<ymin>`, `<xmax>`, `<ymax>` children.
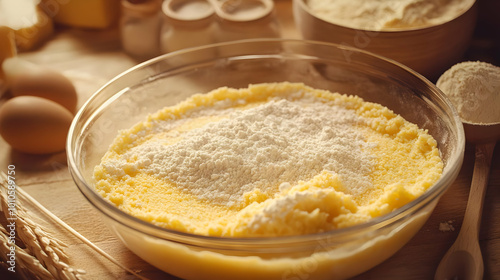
<box><xmin>1</xmin><ymin>1</ymin><xmax>499</xmax><ymax>279</ymax></box>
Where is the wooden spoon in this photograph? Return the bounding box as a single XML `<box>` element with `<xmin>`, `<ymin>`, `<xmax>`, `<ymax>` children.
<box><xmin>435</xmin><ymin>122</ymin><xmax>500</xmax><ymax>280</ymax></box>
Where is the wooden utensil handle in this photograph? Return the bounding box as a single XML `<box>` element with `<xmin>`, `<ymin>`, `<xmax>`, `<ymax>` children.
<box><xmin>460</xmin><ymin>142</ymin><xmax>496</xmax><ymax>239</ymax></box>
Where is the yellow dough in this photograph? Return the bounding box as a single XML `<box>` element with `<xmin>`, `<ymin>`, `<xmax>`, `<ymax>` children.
<box><xmin>94</xmin><ymin>82</ymin><xmax>443</xmax><ymax>237</ymax></box>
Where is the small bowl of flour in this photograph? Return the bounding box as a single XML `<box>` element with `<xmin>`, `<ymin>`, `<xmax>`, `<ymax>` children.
<box><xmin>293</xmin><ymin>0</ymin><xmax>478</xmax><ymax>80</ymax></box>
<box><xmin>437</xmin><ymin>61</ymin><xmax>500</xmax><ymax>143</ymax></box>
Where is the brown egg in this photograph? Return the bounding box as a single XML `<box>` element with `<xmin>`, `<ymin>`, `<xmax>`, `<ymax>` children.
<box><xmin>2</xmin><ymin>58</ymin><xmax>78</xmax><ymax>113</ymax></box>
<box><xmin>0</xmin><ymin>96</ymin><xmax>74</xmax><ymax>154</ymax></box>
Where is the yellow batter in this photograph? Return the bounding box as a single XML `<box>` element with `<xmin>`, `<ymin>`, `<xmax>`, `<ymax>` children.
<box><xmin>93</xmin><ymin>82</ymin><xmax>443</xmax><ymax>237</ymax></box>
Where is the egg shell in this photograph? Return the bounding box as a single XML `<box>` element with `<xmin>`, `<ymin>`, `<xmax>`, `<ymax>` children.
<box><xmin>9</xmin><ymin>68</ymin><xmax>78</xmax><ymax>113</ymax></box>
<box><xmin>0</xmin><ymin>96</ymin><xmax>73</xmax><ymax>154</ymax></box>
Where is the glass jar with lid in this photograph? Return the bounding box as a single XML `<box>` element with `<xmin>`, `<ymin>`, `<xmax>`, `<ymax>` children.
<box><xmin>160</xmin><ymin>0</ymin><xmax>217</xmax><ymax>57</ymax></box>
<box><xmin>120</xmin><ymin>0</ymin><xmax>163</xmax><ymax>61</ymax></box>
<box><xmin>214</xmin><ymin>0</ymin><xmax>281</xmax><ymax>43</ymax></box>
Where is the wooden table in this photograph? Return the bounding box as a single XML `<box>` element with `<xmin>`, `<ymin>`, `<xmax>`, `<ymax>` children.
<box><xmin>1</xmin><ymin>1</ymin><xmax>499</xmax><ymax>279</ymax></box>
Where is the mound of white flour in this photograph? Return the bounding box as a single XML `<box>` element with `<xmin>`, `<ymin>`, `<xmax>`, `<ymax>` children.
<box><xmin>437</xmin><ymin>61</ymin><xmax>500</xmax><ymax>124</ymax></box>
<box><xmin>101</xmin><ymin>98</ymin><xmax>375</xmax><ymax>207</ymax></box>
<box><xmin>307</xmin><ymin>0</ymin><xmax>474</xmax><ymax>30</ymax></box>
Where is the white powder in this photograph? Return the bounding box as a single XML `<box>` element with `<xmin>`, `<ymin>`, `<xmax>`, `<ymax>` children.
<box><xmin>102</xmin><ymin>98</ymin><xmax>374</xmax><ymax>207</ymax></box>
<box><xmin>307</xmin><ymin>0</ymin><xmax>473</xmax><ymax>30</ymax></box>
<box><xmin>439</xmin><ymin>220</ymin><xmax>455</xmax><ymax>232</ymax></box>
<box><xmin>436</xmin><ymin>61</ymin><xmax>500</xmax><ymax>124</ymax></box>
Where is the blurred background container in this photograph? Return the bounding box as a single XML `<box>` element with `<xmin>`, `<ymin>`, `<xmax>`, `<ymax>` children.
<box><xmin>292</xmin><ymin>0</ymin><xmax>478</xmax><ymax>81</ymax></box>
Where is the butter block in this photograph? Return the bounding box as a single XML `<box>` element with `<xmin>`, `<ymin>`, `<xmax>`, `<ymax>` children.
<box><xmin>42</xmin><ymin>0</ymin><xmax>121</xmax><ymax>29</ymax></box>
<box><xmin>0</xmin><ymin>0</ymin><xmax>54</xmax><ymax>51</ymax></box>
<box><xmin>0</xmin><ymin>27</ymin><xmax>16</xmax><ymax>79</ymax></box>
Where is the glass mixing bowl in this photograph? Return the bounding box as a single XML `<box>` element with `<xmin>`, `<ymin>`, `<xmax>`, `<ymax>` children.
<box><xmin>67</xmin><ymin>39</ymin><xmax>465</xmax><ymax>280</ymax></box>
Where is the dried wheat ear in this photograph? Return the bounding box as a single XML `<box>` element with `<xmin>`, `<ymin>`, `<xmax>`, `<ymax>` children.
<box><xmin>0</xmin><ymin>172</ymin><xmax>85</xmax><ymax>280</ymax></box>
<box><xmin>0</xmin><ymin>171</ymin><xmax>148</xmax><ymax>280</ymax></box>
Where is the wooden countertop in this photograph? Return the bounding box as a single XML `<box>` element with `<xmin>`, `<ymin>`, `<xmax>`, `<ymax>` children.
<box><xmin>1</xmin><ymin>1</ymin><xmax>499</xmax><ymax>279</ymax></box>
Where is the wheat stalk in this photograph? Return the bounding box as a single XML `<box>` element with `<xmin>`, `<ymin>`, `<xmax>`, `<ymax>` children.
<box><xmin>0</xmin><ymin>171</ymin><xmax>149</xmax><ymax>280</ymax></box>
<box><xmin>0</xmin><ymin>176</ymin><xmax>85</xmax><ymax>280</ymax></box>
<box><xmin>0</xmin><ymin>225</ymin><xmax>54</xmax><ymax>280</ymax></box>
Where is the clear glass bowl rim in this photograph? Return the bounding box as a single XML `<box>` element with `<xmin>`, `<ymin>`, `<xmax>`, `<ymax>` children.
<box><xmin>67</xmin><ymin>38</ymin><xmax>465</xmax><ymax>248</ymax></box>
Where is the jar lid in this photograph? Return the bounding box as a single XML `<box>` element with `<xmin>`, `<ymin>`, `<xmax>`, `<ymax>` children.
<box><xmin>163</xmin><ymin>0</ymin><xmax>215</xmax><ymax>21</ymax></box>
<box><xmin>217</xmin><ymin>0</ymin><xmax>274</xmax><ymax>22</ymax></box>
<box><xmin>122</xmin><ymin>0</ymin><xmax>163</xmax><ymax>17</ymax></box>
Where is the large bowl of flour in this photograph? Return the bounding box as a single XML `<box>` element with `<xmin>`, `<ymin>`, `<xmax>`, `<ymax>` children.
<box><xmin>293</xmin><ymin>0</ymin><xmax>477</xmax><ymax>80</ymax></box>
